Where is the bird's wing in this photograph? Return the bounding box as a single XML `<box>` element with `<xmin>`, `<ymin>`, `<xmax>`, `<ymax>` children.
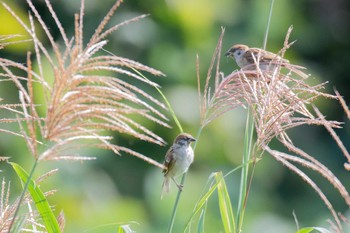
<box><xmin>163</xmin><ymin>146</ymin><xmax>175</xmax><ymax>175</ymax></box>
<box><xmin>247</xmin><ymin>48</ymin><xmax>289</xmax><ymax>64</ymax></box>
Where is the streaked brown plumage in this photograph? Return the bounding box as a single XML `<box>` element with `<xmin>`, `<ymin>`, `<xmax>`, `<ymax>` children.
<box><xmin>225</xmin><ymin>44</ymin><xmax>289</xmax><ymax>69</ymax></box>
<box><xmin>161</xmin><ymin>133</ymin><xmax>196</xmax><ymax>199</ymax></box>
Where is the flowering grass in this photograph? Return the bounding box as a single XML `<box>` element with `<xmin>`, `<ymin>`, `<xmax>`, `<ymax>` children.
<box><xmin>192</xmin><ymin>25</ymin><xmax>350</xmax><ymax>233</ymax></box>
<box><xmin>0</xmin><ymin>0</ymin><xmax>169</xmax><ymax>231</ymax></box>
<box><xmin>0</xmin><ymin>0</ymin><xmax>349</xmax><ymax>232</ymax></box>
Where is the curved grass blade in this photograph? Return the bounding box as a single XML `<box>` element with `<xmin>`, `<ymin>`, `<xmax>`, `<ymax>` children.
<box><xmin>84</xmin><ymin>222</ymin><xmax>137</xmax><ymax>233</ymax></box>
<box><xmin>10</xmin><ymin>216</ymin><xmax>26</xmax><ymax>233</ymax></box>
<box><xmin>215</xmin><ymin>172</ymin><xmax>235</xmax><ymax>233</ymax></box>
<box><xmin>295</xmin><ymin>227</ymin><xmax>331</xmax><ymax>233</ymax></box>
<box><xmin>237</xmin><ymin>107</ymin><xmax>254</xmax><ymax>230</ymax></box>
<box><xmin>197</xmin><ymin>205</ymin><xmax>207</xmax><ymax>233</ymax></box>
<box><xmin>10</xmin><ymin>162</ymin><xmax>61</xmax><ymax>233</ymax></box>
<box><xmin>182</xmin><ymin>173</ymin><xmax>220</xmax><ymax>233</ymax></box>
<box><xmin>183</xmin><ymin>168</ymin><xmax>242</xmax><ymax>233</ymax></box>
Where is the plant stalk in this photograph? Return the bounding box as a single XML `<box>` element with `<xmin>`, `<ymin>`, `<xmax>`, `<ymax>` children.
<box><xmin>236</xmin><ymin>107</ymin><xmax>254</xmax><ymax>231</ymax></box>
<box><xmin>263</xmin><ymin>0</ymin><xmax>275</xmax><ymax>50</ymax></box>
<box><xmin>236</xmin><ymin>0</ymin><xmax>275</xmax><ymax>230</ymax></box>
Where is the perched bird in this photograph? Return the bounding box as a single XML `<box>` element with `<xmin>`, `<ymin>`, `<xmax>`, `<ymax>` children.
<box><xmin>161</xmin><ymin>133</ymin><xmax>196</xmax><ymax>199</ymax></box>
<box><xmin>225</xmin><ymin>44</ymin><xmax>289</xmax><ymax>70</ymax></box>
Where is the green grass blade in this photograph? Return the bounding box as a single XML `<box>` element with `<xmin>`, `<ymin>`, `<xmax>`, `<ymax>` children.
<box><xmin>237</xmin><ymin>107</ymin><xmax>254</xmax><ymax>229</ymax></box>
<box><xmin>295</xmin><ymin>227</ymin><xmax>331</xmax><ymax>233</ymax></box>
<box><xmin>10</xmin><ymin>216</ymin><xmax>26</xmax><ymax>233</ymax></box>
<box><xmin>215</xmin><ymin>172</ymin><xmax>235</xmax><ymax>233</ymax></box>
<box><xmin>84</xmin><ymin>222</ymin><xmax>137</xmax><ymax>233</ymax></box>
<box><xmin>197</xmin><ymin>207</ymin><xmax>206</xmax><ymax>233</ymax></box>
<box><xmin>182</xmin><ymin>173</ymin><xmax>218</xmax><ymax>233</ymax></box>
<box><xmin>296</xmin><ymin>228</ymin><xmax>314</xmax><ymax>233</ymax></box>
<box><xmin>10</xmin><ymin>162</ymin><xmax>61</xmax><ymax>233</ymax></box>
<box><xmin>183</xmin><ymin>168</ymin><xmax>243</xmax><ymax>233</ymax></box>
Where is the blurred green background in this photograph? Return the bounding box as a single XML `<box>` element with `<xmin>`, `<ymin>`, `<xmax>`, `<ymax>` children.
<box><xmin>0</xmin><ymin>0</ymin><xmax>350</xmax><ymax>232</ymax></box>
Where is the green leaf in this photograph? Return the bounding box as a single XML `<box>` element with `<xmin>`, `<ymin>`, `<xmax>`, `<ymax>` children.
<box><xmin>10</xmin><ymin>162</ymin><xmax>61</xmax><ymax>233</ymax></box>
<box><xmin>296</xmin><ymin>228</ymin><xmax>314</xmax><ymax>233</ymax></box>
<box><xmin>182</xmin><ymin>173</ymin><xmax>220</xmax><ymax>232</ymax></box>
<box><xmin>215</xmin><ymin>172</ymin><xmax>235</xmax><ymax>233</ymax></box>
<box><xmin>295</xmin><ymin>227</ymin><xmax>332</xmax><ymax>233</ymax></box>
<box><xmin>183</xmin><ymin>167</ymin><xmax>243</xmax><ymax>233</ymax></box>
<box><xmin>85</xmin><ymin>222</ymin><xmax>136</xmax><ymax>233</ymax></box>
<box><xmin>237</xmin><ymin>107</ymin><xmax>254</xmax><ymax>230</ymax></box>
<box><xmin>10</xmin><ymin>215</ymin><xmax>26</xmax><ymax>233</ymax></box>
<box><xmin>197</xmin><ymin>206</ymin><xmax>206</xmax><ymax>233</ymax></box>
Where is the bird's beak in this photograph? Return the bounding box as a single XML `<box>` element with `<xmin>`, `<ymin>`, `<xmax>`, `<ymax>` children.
<box><xmin>225</xmin><ymin>50</ymin><xmax>233</xmax><ymax>57</ymax></box>
<box><xmin>189</xmin><ymin>137</ymin><xmax>196</xmax><ymax>142</ymax></box>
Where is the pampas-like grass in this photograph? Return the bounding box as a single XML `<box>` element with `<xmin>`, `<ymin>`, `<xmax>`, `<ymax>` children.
<box><xmin>0</xmin><ymin>0</ymin><xmax>168</xmax><ymax>168</ymax></box>
<box><xmin>197</xmin><ymin>27</ymin><xmax>350</xmax><ymax>232</ymax></box>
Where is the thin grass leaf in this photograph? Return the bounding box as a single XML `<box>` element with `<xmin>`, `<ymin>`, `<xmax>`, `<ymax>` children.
<box><xmin>84</xmin><ymin>222</ymin><xmax>136</xmax><ymax>233</ymax></box>
<box><xmin>237</xmin><ymin>107</ymin><xmax>254</xmax><ymax>231</ymax></box>
<box><xmin>183</xmin><ymin>167</ymin><xmax>244</xmax><ymax>233</ymax></box>
<box><xmin>295</xmin><ymin>227</ymin><xmax>331</xmax><ymax>233</ymax></box>
<box><xmin>119</xmin><ymin>225</ymin><xmax>134</xmax><ymax>233</ymax></box>
<box><xmin>10</xmin><ymin>162</ymin><xmax>61</xmax><ymax>233</ymax></box>
<box><xmin>197</xmin><ymin>207</ymin><xmax>206</xmax><ymax>233</ymax></box>
<box><xmin>183</xmin><ymin>173</ymin><xmax>220</xmax><ymax>233</ymax></box>
<box><xmin>296</xmin><ymin>228</ymin><xmax>314</xmax><ymax>233</ymax></box>
<box><xmin>215</xmin><ymin>172</ymin><xmax>235</xmax><ymax>233</ymax></box>
<box><xmin>10</xmin><ymin>216</ymin><xmax>26</xmax><ymax>233</ymax></box>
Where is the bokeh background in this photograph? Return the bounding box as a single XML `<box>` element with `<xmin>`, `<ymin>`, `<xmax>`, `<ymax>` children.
<box><xmin>0</xmin><ymin>0</ymin><xmax>350</xmax><ymax>232</ymax></box>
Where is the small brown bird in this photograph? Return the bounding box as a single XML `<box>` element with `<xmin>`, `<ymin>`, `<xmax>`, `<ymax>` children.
<box><xmin>161</xmin><ymin>133</ymin><xmax>196</xmax><ymax>199</ymax></box>
<box><xmin>225</xmin><ymin>44</ymin><xmax>289</xmax><ymax>70</ymax></box>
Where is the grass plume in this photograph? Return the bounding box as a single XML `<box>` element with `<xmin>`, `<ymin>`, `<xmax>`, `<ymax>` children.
<box><xmin>197</xmin><ymin>26</ymin><xmax>350</xmax><ymax>232</ymax></box>
<box><xmin>0</xmin><ymin>0</ymin><xmax>169</xmax><ymax>166</ymax></box>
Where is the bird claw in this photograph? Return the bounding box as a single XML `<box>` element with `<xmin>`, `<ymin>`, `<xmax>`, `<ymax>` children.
<box><xmin>176</xmin><ymin>184</ymin><xmax>184</xmax><ymax>191</ymax></box>
<box><xmin>171</xmin><ymin>177</ymin><xmax>184</xmax><ymax>191</ymax></box>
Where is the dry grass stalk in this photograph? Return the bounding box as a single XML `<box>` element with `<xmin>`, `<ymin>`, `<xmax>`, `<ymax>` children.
<box><xmin>333</xmin><ymin>89</ymin><xmax>350</xmax><ymax>171</ymax></box>
<box><xmin>0</xmin><ymin>35</ymin><xmax>32</xmax><ymax>50</ymax></box>
<box><xmin>265</xmin><ymin>146</ymin><xmax>343</xmax><ymax>233</ymax></box>
<box><xmin>198</xmin><ymin>27</ymin><xmax>349</xmax><ymax>231</ymax></box>
<box><xmin>0</xmin><ymin>178</ymin><xmax>44</xmax><ymax>232</ymax></box>
<box><xmin>335</xmin><ymin>89</ymin><xmax>350</xmax><ymax>121</ymax></box>
<box><xmin>198</xmin><ymin>27</ymin><xmax>245</xmax><ymax>128</ymax></box>
<box><xmin>35</xmin><ymin>168</ymin><xmax>59</xmax><ymax>184</ymax></box>
<box><xmin>280</xmin><ymin>139</ymin><xmax>350</xmax><ymax>205</ymax></box>
<box><xmin>0</xmin><ymin>0</ymin><xmax>168</xmax><ymax>168</ymax></box>
<box><xmin>57</xmin><ymin>210</ymin><xmax>65</xmax><ymax>233</ymax></box>
<box><xmin>313</xmin><ymin>104</ymin><xmax>350</xmax><ymax>171</ymax></box>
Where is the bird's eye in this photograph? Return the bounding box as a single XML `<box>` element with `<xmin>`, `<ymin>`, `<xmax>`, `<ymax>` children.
<box><xmin>237</xmin><ymin>51</ymin><xmax>241</xmax><ymax>55</ymax></box>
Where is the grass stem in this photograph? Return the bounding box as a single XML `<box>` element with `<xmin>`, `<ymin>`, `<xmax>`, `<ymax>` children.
<box><xmin>236</xmin><ymin>0</ymin><xmax>275</xmax><ymax>229</ymax></box>
<box><xmin>236</xmin><ymin>107</ymin><xmax>254</xmax><ymax>231</ymax></box>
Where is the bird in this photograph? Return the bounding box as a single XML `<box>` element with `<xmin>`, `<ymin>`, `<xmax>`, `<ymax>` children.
<box><xmin>225</xmin><ymin>44</ymin><xmax>289</xmax><ymax>70</ymax></box>
<box><xmin>161</xmin><ymin>133</ymin><xmax>196</xmax><ymax>199</ymax></box>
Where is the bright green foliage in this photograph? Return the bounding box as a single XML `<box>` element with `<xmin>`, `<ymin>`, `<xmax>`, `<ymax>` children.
<box><xmin>296</xmin><ymin>227</ymin><xmax>332</xmax><ymax>233</ymax></box>
<box><xmin>215</xmin><ymin>172</ymin><xmax>236</xmax><ymax>233</ymax></box>
<box><xmin>10</xmin><ymin>162</ymin><xmax>61</xmax><ymax>233</ymax></box>
<box><xmin>183</xmin><ymin>170</ymin><xmax>241</xmax><ymax>233</ymax></box>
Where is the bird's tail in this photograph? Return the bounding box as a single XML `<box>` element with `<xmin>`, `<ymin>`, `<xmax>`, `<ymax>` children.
<box><xmin>161</xmin><ymin>177</ymin><xmax>170</xmax><ymax>200</ymax></box>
